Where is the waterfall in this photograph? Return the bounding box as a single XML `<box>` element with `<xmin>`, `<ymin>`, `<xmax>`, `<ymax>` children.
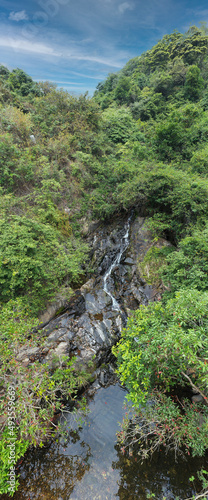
<box><xmin>103</xmin><ymin>215</ymin><xmax>132</xmax><ymax>312</ymax></box>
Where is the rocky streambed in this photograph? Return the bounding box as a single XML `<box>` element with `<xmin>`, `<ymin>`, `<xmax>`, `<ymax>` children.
<box><xmin>16</xmin><ymin>215</ymin><xmax>169</xmax><ymax>385</ymax></box>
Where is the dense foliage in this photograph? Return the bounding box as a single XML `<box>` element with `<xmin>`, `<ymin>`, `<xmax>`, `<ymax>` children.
<box><xmin>113</xmin><ymin>289</ymin><xmax>208</xmax><ymax>456</ymax></box>
<box><xmin>94</xmin><ymin>24</ymin><xmax>208</xmax><ymax>498</ymax></box>
<box><xmin>1</xmin><ymin>23</ymin><xmax>208</xmax><ymax>497</ymax></box>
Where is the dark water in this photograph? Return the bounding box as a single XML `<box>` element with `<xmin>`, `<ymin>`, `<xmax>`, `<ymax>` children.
<box><xmin>10</xmin><ymin>383</ymin><xmax>207</xmax><ymax>500</ymax></box>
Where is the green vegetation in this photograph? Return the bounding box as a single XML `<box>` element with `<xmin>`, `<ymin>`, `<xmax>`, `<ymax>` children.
<box><xmin>0</xmin><ymin>216</ymin><xmax>87</xmax><ymax>311</ymax></box>
<box><xmin>94</xmin><ymin>24</ymin><xmax>208</xmax><ymax>498</ymax></box>
<box><xmin>0</xmin><ymin>299</ymin><xmax>89</xmax><ymax>494</ymax></box>
<box><xmin>1</xmin><ymin>23</ymin><xmax>208</xmax><ymax>497</ymax></box>
<box><xmin>113</xmin><ymin>289</ymin><xmax>208</xmax><ymax>456</ymax></box>
<box><xmin>0</xmin><ymin>68</ymin><xmax>107</xmax><ymax>495</ymax></box>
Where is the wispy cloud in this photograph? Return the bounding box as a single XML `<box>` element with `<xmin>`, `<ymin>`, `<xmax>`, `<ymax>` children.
<box><xmin>194</xmin><ymin>8</ymin><xmax>208</xmax><ymax>18</ymax></box>
<box><xmin>9</xmin><ymin>10</ymin><xmax>28</xmax><ymax>22</ymax></box>
<box><xmin>0</xmin><ymin>37</ymin><xmax>60</xmax><ymax>56</ymax></box>
<box><xmin>0</xmin><ymin>36</ymin><xmax>123</xmax><ymax>68</ymax></box>
<box><xmin>118</xmin><ymin>2</ymin><xmax>134</xmax><ymax>15</ymax></box>
<box><xmin>70</xmin><ymin>71</ymin><xmax>106</xmax><ymax>80</ymax></box>
<box><xmin>67</xmin><ymin>53</ymin><xmax>122</xmax><ymax>67</ymax></box>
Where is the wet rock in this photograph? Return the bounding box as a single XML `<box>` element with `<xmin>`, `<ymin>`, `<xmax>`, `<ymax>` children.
<box><xmin>88</xmin><ymin>380</ymin><xmax>101</xmax><ymax>396</ymax></box>
<box><xmin>85</xmin><ymin>290</ymin><xmax>112</xmax><ymax>314</ymax></box>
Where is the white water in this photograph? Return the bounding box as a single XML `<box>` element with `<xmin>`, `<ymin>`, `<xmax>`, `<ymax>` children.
<box><xmin>103</xmin><ymin>217</ymin><xmax>131</xmax><ymax>312</ymax></box>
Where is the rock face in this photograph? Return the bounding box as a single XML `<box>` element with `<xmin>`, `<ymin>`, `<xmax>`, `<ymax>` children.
<box><xmin>17</xmin><ymin>216</ymin><xmax>169</xmax><ymax>372</ymax></box>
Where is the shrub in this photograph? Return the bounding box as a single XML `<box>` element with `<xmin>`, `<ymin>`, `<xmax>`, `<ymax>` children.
<box><xmin>162</xmin><ymin>224</ymin><xmax>208</xmax><ymax>294</ymax></box>
<box><xmin>0</xmin><ymin>106</ymin><xmax>32</xmax><ymax>142</ymax></box>
<box><xmin>0</xmin><ymin>299</ymin><xmax>89</xmax><ymax>495</ymax></box>
<box><xmin>0</xmin><ymin>216</ymin><xmax>88</xmax><ymax>311</ymax></box>
<box><xmin>113</xmin><ymin>289</ymin><xmax>208</xmax><ymax>459</ymax></box>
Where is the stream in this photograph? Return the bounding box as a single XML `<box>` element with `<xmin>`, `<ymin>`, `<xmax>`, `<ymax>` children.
<box><xmin>10</xmin><ymin>381</ymin><xmax>207</xmax><ymax>500</ymax></box>
<box><xmin>7</xmin><ymin>216</ymin><xmax>208</xmax><ymax>499</ymax></box>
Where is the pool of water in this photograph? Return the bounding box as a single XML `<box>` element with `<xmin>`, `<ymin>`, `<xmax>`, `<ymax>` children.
<box><xmin>10</xmin><ymin>382</ymin><xmax>207</xmax><ymax>500</ymax></box>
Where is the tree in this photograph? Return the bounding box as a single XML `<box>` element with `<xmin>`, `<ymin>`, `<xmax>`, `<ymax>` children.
<box><xmin>0</xmin><ymin>65</ymin><xmax>10</xmax><ymax>79</ymax></box>
<box><xmin>114</xmin><ymin>76</ymin><xmax>131</xmax><ymax>105</ymax></box>
<box><xmin>102</xmin><ymin>106</ymin><xmax>139</xmax><ymax>143</ymax></box>
<box><xmin>184</xmin><ymin>65</ymin><xmax>204</xmax><ymax>101</ymax></box>
<box><xmin>7</xmin><ymin>68</ymin><xmax>41</xmax><ymax>97</ymax></box>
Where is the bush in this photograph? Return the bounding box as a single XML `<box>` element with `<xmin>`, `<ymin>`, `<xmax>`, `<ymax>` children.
<box><xmin>113</xmin><ymin>289</ymin><xmax>208</xmax><ymax>459</ymax></box>
<box><xmin>162</xmin><ymin>224</ymin><xmax>208</xmax><ymax>294</ymax></box>
<box><xmin>0</xmin><ymin>299</ymin><xmax>89</xmax><ymax>495</ymax></box>
<box><xmin>190</xmin><ymin>145</ymin><xmax>208</xmax><ymax>174</ymax></box>
<box><xmin>0</xmin><ymin>134</ymin><xmax>20</xmax><ymax>190</ymax></box>
<box><xmin>102</xmin><ymin>106</ymin><xmax>140</xmax><ymax>143</ymax></box>
<box><xmin>0</xmin><ymin>216</ymin><xmax>88</xmax><ymax>311</ymax></box>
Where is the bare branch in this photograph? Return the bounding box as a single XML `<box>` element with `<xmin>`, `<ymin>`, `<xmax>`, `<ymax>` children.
<box><xmin>181</xmin><ymin>371</ymin><xmax>208</xmax><ymax>406</ymax></box>
<box><xmin>184</xmin><ymin>490</ymin><xmax>208</xmax><ymax>500</ymax></box>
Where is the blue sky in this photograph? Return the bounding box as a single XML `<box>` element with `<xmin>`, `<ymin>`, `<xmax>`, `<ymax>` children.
<box><xmin>0</xmin><ymin>0</ymin><xmax>208</xmax><ymax>95</ymax></box>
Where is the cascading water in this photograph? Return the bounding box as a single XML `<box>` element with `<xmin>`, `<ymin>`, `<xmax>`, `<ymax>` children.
<box><xmin>103</xmin><ymin>215</ymin><xmax>132</xmax><ymax>312</ymax></box>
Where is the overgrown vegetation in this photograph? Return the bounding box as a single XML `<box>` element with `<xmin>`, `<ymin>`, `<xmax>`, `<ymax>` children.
<box><xmin>1</xmin><ymin>23</ymin><xmax>208</xmax><ymax>497</ymax></box>
<box><xmin>94</xmin><ymin>24</ymin><xmax>208</xmax><ymax>499</ymax></box>
<box><xmin>0</xmin><ymin>299</ymin><xmax>89</xmax><ymax>494</ymax></box>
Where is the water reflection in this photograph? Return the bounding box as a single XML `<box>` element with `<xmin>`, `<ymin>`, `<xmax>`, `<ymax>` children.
<box><xmin>113</xmin><ymin>446</ymin><xmax>207</xmax><ymax>500</ymax></box>
<box><xmin>12</xmin><ymin>441</ymin><xmax>91</xmax><ymax>499</ymax></box>
<box><xmin>9</xmin><ymin>383</ymin><xmax>207</xmax><ymax>500</ymax></box>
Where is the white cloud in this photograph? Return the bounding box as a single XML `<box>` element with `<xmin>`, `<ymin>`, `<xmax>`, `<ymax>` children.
<box><xmin>9</xmin><ymin>10</ymin><xmax>28</xmax><ymax>22</ymax></box>
<box><xmin>118</xmin><ymin>2</ymin><xmax>134</xmax><ymax>14</ymax></box>
<box><xmin>0</xmin><ymin>37</ymin><xmax>60</xmax><ymax>56</ymax></box>
<box><xmin>0</xmin><ymin>36</ymin><xmax>123</xmax><ymax>68</ymax></box>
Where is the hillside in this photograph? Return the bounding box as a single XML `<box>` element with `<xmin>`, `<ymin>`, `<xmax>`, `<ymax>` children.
<box><xmin>0</xmin><ymin>25</ymin><xmax>208</xmax><ymax>497</ymax></box>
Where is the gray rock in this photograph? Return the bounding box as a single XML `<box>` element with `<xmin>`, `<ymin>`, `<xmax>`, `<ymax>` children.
<box><xmin>192</xmin><ymin>394</ymin><xmax>204</xmax><ymax>403</ymax></box>
<box><xmin>46</xmin><ymin>329</ymin><xmax>68</xmax><ymax>344</ymax></box>
<box><xmin>17</xmin><ymin>347</ymin><xmax>40</xmax><ymax>361</ymax></box>
<box><xmin>103</xmin><ymin>318</ymin><xmax>112</xmax><ymax>331</ymax></box>
<box><xmin>53</xmin><ymin>342</ymin><xmax>68</xmax><ymax>357</ymax></box>
<box><xmin>29</xmin><ymin>134</ymin><xmax>36</xmax><ymax>144</ymax></box>
<box><xmin>131</xmin><ymin>285</ymin><xmax>141</xmax><ymax>303</ymax></box>
<box><xmin>100</xmin><ymin>371</ymin><xmax>105</xmax><ymax>386</ymax></box>
<box><xmin>124</xmin><ymin>257</ymin><xmax>135</xmax><ymax>265</ymax></box>
<box><xmin>85</xmin><ymin>290</ymin><xmax>111</xmax><ymax>314</ymax></box>
<box><xmin>116</xmin><ymin>315</ymin><xmax>123</xmax><ymax>333</ymax></box>
<box><xmin>80</xmin><ymin>278</ymin><xmax>95</xmax><ymax>295</ymax></box>
<box><xmin>4</xmin><ymin>215</ymin><xmax>173</xmax><ymax>407</ymax></box>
